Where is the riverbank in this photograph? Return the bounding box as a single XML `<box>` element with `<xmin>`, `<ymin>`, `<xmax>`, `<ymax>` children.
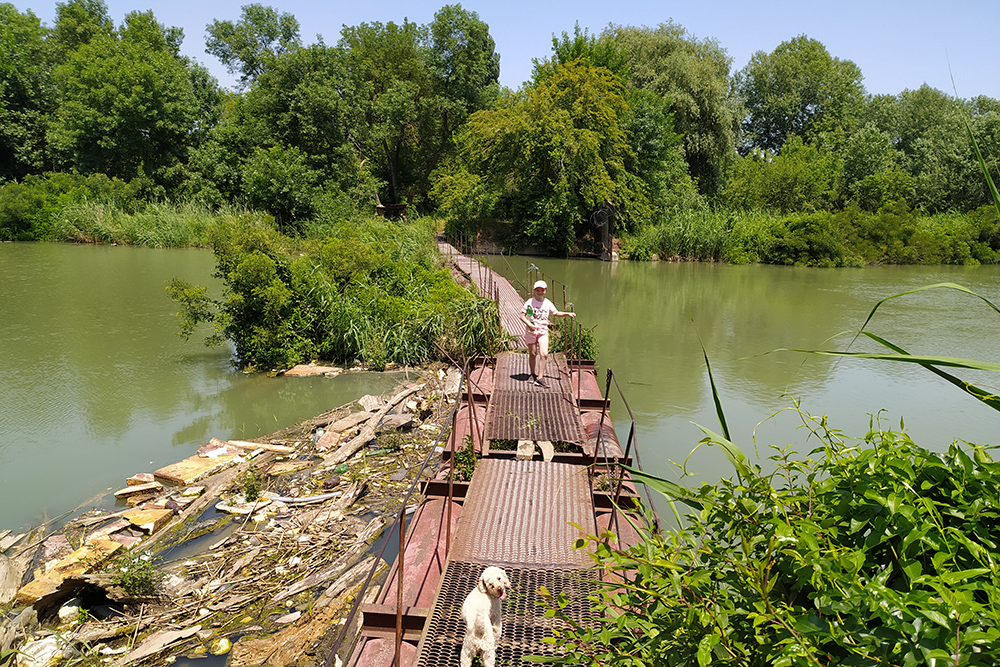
<box><xmin>0</xmin><ymin>363</ymin><xmax>461</xmax><ymax>667</ymax></box>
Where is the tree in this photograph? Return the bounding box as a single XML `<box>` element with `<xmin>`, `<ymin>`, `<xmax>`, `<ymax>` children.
<box><xmin>534</xmin><ymin>22</ymin><xmax>630</xmax><ymax>83</ymax></box>
<box><xmin>604</xmin><ymin>23</ymin><xmax>740</xmax><ymax>195</ymax></box>
<box><xmin>49</xmin><ymin>0</ymin><xmax>113</xmax><ymax>62</ymax></box>
<box><xmin>49</xmin><ymin>10</ymin><xmax>198</xmax><ymax>185</ymax></box>
<box><xmin>426</xmin><ymin>5</ymin><xmax>500</xmax><ymax>159</ymax></box>
<box><xmin>205</xmin><ymin>3</ymin><xmax>300</xmax><ymax>87</ymax></box>
<box><xmin>737</xmin><ymin>35</ymin><xmax>865</xmax><ymax>154</ymax></box>
<box><xmin>339</xmin><ymin>19</ymin><xmax>433</xmax><ymax>206</ymax></box>
<box><xmin>841</xmin><ymin>122</ymin><xmax>912</xmax><ymax>210</ymax></box>
<box><xmin>435</xmin><ymin>60</ymin><xmax>646</xmax><ymax>254</ymax></box>
<box><xmin>0</xmin><ymin>4</ymin><xmax>52</xmax><ymax>179</ymax></box>
<box><xmin>724</xmin><ymin>136</ymin><xmax>840</xmax><ymax>213</ymax></box>
<box><xmin>241</xmin><ymin>144</ymin><xmax>319</xmax><ymax>232</ymax></box>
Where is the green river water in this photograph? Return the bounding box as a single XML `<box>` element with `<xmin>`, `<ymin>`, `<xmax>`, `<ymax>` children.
<box><xmin>482</xmin><ymin>255</ymin><xmax>1000</xmax><ymax>485</ymax></box>
<box><xmin>0</xmin><ymin>243</ymin><xmax>407</xmax><ymax>531</ymax></box>
<box><xmin>2</xmin><ymin>242</ymin><xmax>999</xmax><ymax>532</ymax></box>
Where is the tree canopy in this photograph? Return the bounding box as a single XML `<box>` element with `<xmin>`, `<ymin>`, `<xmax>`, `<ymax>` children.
<box><xmin>737</xmin><ymin>35</ymin><xmax>866</xmax><ymax>154</ymax></box>
<box><xmin>1</xmin><ymin>2</ymin><xmax>998</xmax><ymax>256</ymax></box>
<box><xmin>205</xmin><ymin>3</ymin><xmax>301</xmax><ymax>87</ymax></box>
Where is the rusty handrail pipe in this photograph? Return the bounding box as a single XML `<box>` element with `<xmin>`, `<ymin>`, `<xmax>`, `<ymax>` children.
<box><xmin>607</xmin><ymin>368</ymin><xmax>660</xmax><ymax>531</ymax></box>
<box><xmin>324</xmin><ymin>379</ymin><xmax>463</xmax><ymax>667</ymax></box>
<box><xmin>591</xmin><ymin>368</ymin><xmax>661</xmax><ymax>545</ymax></box>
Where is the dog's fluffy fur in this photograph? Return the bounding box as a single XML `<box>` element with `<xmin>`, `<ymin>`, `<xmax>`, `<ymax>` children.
<box><xmin>460</xmin><ymin>566</ymin><xmax>510</xmax><ymax>667</ymax></box>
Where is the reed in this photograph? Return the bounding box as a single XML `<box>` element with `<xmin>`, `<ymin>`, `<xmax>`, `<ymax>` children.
<box><xmin>51</xmin><ymin>200</ymin><xmax>231</xmax><ymax>247</ymax></box>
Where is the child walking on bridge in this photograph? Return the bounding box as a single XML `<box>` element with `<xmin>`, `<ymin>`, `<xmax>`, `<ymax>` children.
<box><xmin>519</xmin><ymin>280</ymin><xmax>575</xmax><ymax>387</ymax></box>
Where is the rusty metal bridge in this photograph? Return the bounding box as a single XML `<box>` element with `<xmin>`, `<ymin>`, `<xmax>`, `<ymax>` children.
<box><xmin>335</xmin><ymin>245</ymin><xmax>659</xmax><ymax>667</ymax></box>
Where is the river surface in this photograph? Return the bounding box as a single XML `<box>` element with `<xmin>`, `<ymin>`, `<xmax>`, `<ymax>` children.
<box><xmin>2</xmin><ymin>243</ymin><xmax>999</xmax><ymax>532</ymax></box>
<box><xmin>482</xmin><ymin>255</ymin><xmax>1000</xmax><ymax>488</ymax></box>
<box><xmin>0</xmin><ymin>243</ymin><xmax>408</xmax><ymax>531</ymax></box>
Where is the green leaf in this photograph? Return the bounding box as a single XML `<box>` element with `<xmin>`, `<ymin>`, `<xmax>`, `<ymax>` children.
<box><xmin>697</xmin><ymin>633</ymin><xmax>719</xmax><ymax>666</ymax></box>
<box><xmin>620</xmin><ymin>464</ymin><xmax>703</xmax><ymax>509</ymax></box>
<box><xmin>918</xmin><ymin>608</ymin><xmax>952</xmax><ymax>629</ymax></box>
<box><xmin>692</xmin><ymin>423</ymin><xmax>753</xmax><ymax>480</ymax></box>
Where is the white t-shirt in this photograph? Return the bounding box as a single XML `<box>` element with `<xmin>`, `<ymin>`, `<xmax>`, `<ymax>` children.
<box><xmin>524</xmin><ymin>297</ymin><xmax>556</xmax><ymax>332</ymax></box>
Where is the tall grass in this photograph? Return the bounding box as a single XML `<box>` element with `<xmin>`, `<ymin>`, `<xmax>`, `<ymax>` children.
<box><xmin>50</xmin><ymin>201</ymin><xmax>235</xmax><ymax>247</ymax></box>
<box><xmin>619</xmin><ymin>208</ymin><xmax>778</xmax><ymax>263</ymax></box>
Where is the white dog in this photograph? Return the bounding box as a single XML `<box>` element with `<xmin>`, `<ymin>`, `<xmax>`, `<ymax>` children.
<box><xmin>460</xmin><ymin>565</ymin><xmax>511</xmax><ymax>667</ymax></box>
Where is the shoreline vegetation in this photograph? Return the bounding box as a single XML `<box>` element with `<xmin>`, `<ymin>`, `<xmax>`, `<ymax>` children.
<box><xmin>2</xmin><ymin>177</ymin><xmax>1000</xmax><ymax>268</ymax></box>
<box><xmin>3</xmin><ymin>4</ymin><xmax>1000</xmax><ymax>268</ymax></box>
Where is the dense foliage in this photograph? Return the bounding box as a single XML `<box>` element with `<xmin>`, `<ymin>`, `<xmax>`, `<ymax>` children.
<box><xmin>167</xmin><ymin>213</ymin><xmax>507</xmax><ymax>370</ymax></box>
<box><xmin>542</xmin><ymin>418</ymin><xmax>1000</xmax><ymax>665</ymax></box>
<box><xmin>1</xmin><ymin>0</ymin><xmax>998</xmax><ymax>265</ymax></box>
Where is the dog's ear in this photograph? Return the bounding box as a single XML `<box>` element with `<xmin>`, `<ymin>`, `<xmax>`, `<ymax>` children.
<box><xmin>478</xmin><ymin>573</ymin><xmax>489</xmax><ymax>593</ymax></box>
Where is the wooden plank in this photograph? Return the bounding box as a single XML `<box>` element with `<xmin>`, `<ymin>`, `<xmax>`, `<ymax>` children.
<box><xmin>113</xmin><ymin>481</ymin><xmax>163</xmax><ymax>498</ymax></box>
<box><xmin>154</xmin><ymin>453</ymin><xmax>240</xmax><ymax>486</ymax></box>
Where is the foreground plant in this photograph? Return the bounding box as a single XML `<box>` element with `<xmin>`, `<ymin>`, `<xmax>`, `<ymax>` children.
<box><xmin>539</xmin><ymin>411</ymin><xmax>1000</xmax><ymax>666</ymax></box>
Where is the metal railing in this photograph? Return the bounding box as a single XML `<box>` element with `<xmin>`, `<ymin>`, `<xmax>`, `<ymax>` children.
<box><xmin>323</xmin><ymin>372</ymin><xmax>465</xmax><ymax>667</ymax></box>
<box><xmin>591</xmin><ymin>368</ymin><xmax>662</xmax><ymax>539</ymax></box>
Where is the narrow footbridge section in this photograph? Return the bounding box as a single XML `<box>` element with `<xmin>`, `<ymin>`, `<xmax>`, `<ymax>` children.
<box><xmin>343</xmin><ymin>245</ymin><xmax>654</xmax><ymax>667</ymax></box>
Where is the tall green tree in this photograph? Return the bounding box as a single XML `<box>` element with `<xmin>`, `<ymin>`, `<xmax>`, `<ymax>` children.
<box><xmin>841</xmin><ymin>122</ymin><xmax>912</xmax><ymax>210</ymax></box>
<box><xmin>205</xmin><ymin>3</ymin><xmax>300</xmax><ymax>88</ymax></box>
<box><xmin>0</xmin><ymin>4</ymin><xmax>52</xmax><ymax>179</ymax></box>
<box><xmin>880</xmin><ymin>86</ymin><xmax>997</xmax><ymax>212</ymax></box>
<box><xmin>737</xmin><ymin>35</ymin><xmax>865</xmax><ymax>154</ymax></box>
<box><xmin>605</xmin><ymin>22</ymin><xmax>740</xmax><ymax>195</ymax></box>
<box><xmin>339</xmin><ymin>19</ymin><xmax>433</xmax><ymax>206</ymax></box>
<box><xmin>435</xmin><ymin>60</ymin><xmax>646</xmax><ymax>254</ymax></box>
<box><xmin>535</xmin><ymin>22</ymin><xmax>630</xmax><ymax>82</ymax></box>
<box><xmin>425</xmin><ymin>5</ymin><xmax>500</xmax><ymax>162</ymax></box>
<box><xmin>49</xmin><ymin>10</ymin><xmax>199</xmax><ymax>185</ymax></box>
<box><xmin>49</xmin><ymin>0</ymin><xmax>113</xmax><ymax>62</ymax></box>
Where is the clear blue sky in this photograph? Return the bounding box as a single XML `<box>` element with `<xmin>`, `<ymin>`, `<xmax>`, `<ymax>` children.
<box><xmin>11</xmin><ymin>0</ymin><xmax>1000</xmax><ymax>99</ymax></box>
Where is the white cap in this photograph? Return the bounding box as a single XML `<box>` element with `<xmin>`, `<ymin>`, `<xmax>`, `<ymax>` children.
<box><xmin>533</xmin><ymin>280</ymin><xmax>547</xmax><ymax>290</ymax></box>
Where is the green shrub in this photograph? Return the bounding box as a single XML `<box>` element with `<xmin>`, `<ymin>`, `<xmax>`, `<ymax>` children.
<box><xmin>550</xmin><ymin>317</ymin><xmax>599</xmax><ymax>361</ymax></box>
<box><xmin>106</xmin><ymin>550</ymin><xmax>163</xmax><ymax>597</ymax></box>
<box><xmin>0</xmin><ymin>172</ymin><xmax>142</xmax><ymax>240</ymax></box>
<box><xmin>169</xmin><ymin>213</ymin><xmax>506</xmax><ymax>370</ymax></box>
<box><xmin>544</xmin><ymin>420</ymin><xmax>1000</xmax><ymax>665</ymax></box>
<box><xmin>765</xmin><ymin>211</ymin><xmax>857</xmax><ymax>267</ymax></box>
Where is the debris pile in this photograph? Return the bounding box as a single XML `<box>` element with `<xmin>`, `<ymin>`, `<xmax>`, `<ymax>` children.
<box><xmin>0</xmin><ymin>365</ymin><xmax>463</xmax><ymax>667</ymax></box>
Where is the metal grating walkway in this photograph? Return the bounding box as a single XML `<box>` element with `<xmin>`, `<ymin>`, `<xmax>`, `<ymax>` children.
<box><xmin>413</xmin><ymin>458</ymin><xmax>600</xmax><ymax>666</ymax></box>
<box><xmin>448</xmin><ymin>458</ymin><xmax>595</xmax><ymax>567</ymax></box>
<box><xmin>484</xmin><ymin>353</ymin><xmax>584</xmax><ymax>443</ymax></box>
<box><xmin>414</xmin><ymin>562</ymin><xmax>598</xmax><ymax>667</ymax></box>
<box><xmin>438</xmin><ymin>238</ymin><xmax>526</xmax><ymax>341</ymax></box>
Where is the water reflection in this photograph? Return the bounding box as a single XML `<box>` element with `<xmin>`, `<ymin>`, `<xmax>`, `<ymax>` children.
<box><xmin>484</xmin><ymin>255</ymin><xmax>1000</xmax><ymax>485</ymax></box>
<box><xmin>0</xmin><ymin>243</ymin><xmax>407</xmax><ymax>531</ymax></box>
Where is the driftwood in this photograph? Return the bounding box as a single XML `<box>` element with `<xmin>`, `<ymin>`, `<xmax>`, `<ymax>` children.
<box><xmin>116</xmin><ymin>624</ymin><xmax>202</xmax><ymax>666</ymax></box>
<box><xmin>227</xmin><ymin>440</ymin><xmax>297</xmax><ymax>454</ymax></box>
<box><xmin>272</xmin><ymin>516</ymin><xmax>384</xmax><ymax>602</ymax></box>
<box><xmin>229</xmin><ymin>556</ymin><xmax>380</xmax><ymax>667</ymax></box>
<box><xmin>322</xmin><ymin>384</ymin><xmax>424</xmax><ymax>467</ymax></box>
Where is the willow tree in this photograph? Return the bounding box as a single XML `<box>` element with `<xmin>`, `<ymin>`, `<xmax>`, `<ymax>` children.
<box><xmin>434</xmin><ymin>60</ymin><xmax>647</xmax><ymax>254</ymax></box>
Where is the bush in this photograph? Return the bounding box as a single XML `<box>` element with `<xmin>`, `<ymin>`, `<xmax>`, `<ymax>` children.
<box><xmin>764</xmin><ymin>211</ymin><xmax>856</xmax><ymax>267</ymax></box>
<box><xmin>169</xmin><ymin>213</ymin><xmax>507</xmax><ymax>370</ymax></box>
<box><xmin>0</xmin><ymin>172</ymin><xmax>141</xmax><ymax>240</ymax></box>
<box><xmin>544</xmin><ymin>418</ymin><xmax>1000</xmax><ymax>665</ymax></box>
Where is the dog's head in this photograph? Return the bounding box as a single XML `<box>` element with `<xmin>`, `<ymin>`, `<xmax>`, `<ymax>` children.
<box><xmin>478</xmin><ymin>566</ymin><xmax>510</xmax><ymax>601</ymax></box>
